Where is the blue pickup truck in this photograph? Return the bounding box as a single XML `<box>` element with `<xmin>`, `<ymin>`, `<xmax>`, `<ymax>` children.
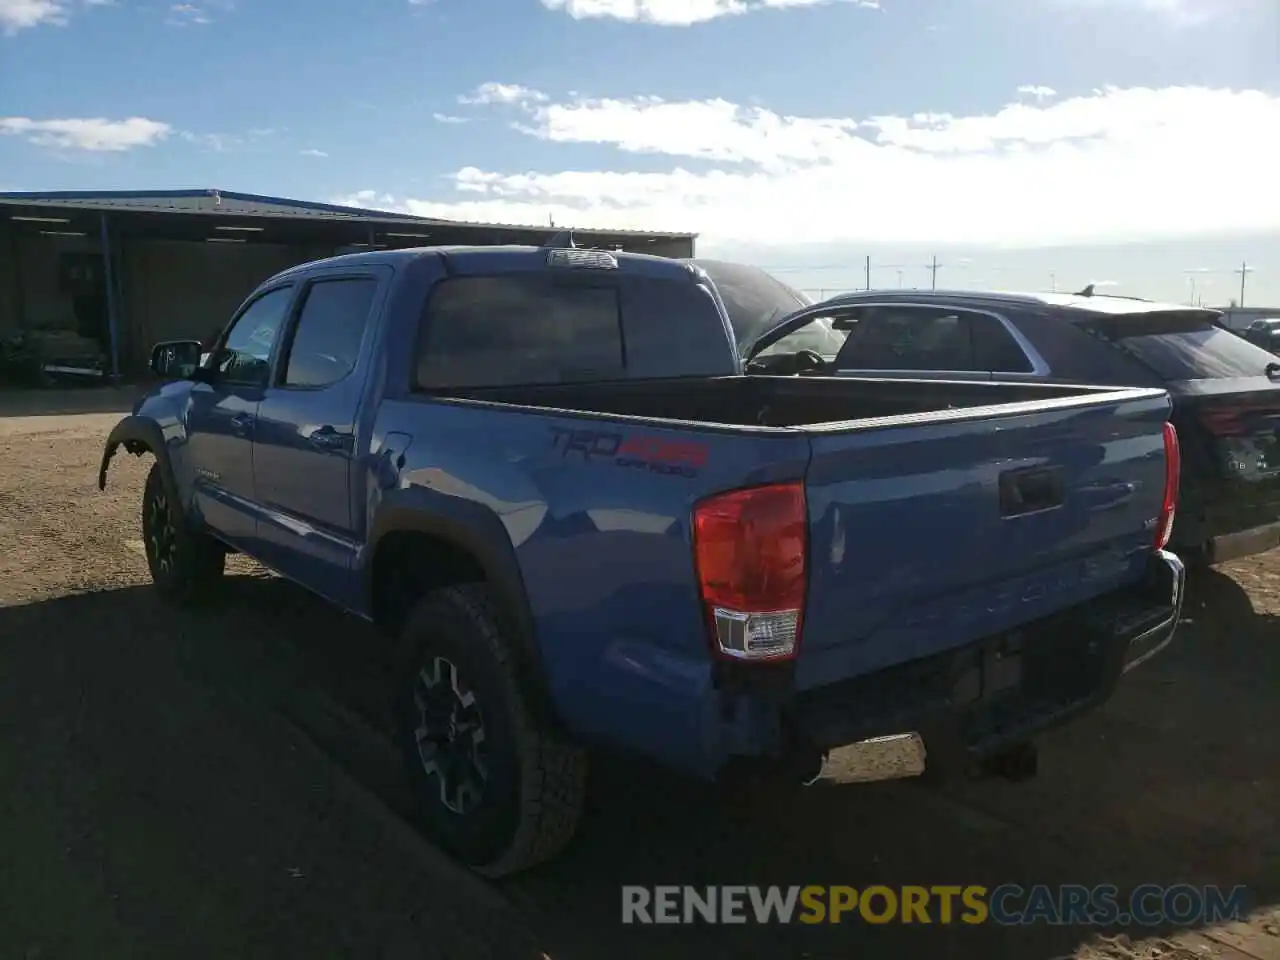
<box><xmin>100</xmin><ymin>244</ymin><xmax>1185</xmax><ymax>876</ymax></box>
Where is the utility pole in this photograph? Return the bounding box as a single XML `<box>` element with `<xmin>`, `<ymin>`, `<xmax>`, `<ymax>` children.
<box><xmin>1188</xmin><ymin>276</ymin><xmax>1197</xmax><ymax>306</ymax></box>
<box><xmin>1050</xmin><ymin>272</ymin><xmax>1057</xmax><ymax>292</ymax></box>
<box><xmin>896</xmin><ymin>269</ymin><xmax>904</xmax><ymax>289</ymax></box>
<box><xmin>928</xmin><ymin>255</ymin><xmax>941</xmax><ymax>291</ymax></box>
<box><xmin>865</xmin><ymin>255</ymin><xmax>871</xmax><ymax>291</ymax></box>
<box><xmin>1236</xmin><ymin>261</ymin><xmax>1251</xmax><ymax>307</ymax></box>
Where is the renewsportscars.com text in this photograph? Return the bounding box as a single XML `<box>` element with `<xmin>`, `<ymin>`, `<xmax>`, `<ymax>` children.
<box><xmin>621</xmin><ymin>884</ymin><xmax>1251</xmax><ymax>926</ymax></box>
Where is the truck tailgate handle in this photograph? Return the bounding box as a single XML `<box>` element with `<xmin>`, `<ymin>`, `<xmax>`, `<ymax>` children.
<box><xmin>999</xmin><ymin>465</ymin><xmax>1066</xmax><ymax>517</ymax></box>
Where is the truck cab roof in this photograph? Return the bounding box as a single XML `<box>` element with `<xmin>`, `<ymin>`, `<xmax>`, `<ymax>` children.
<box><xmin>274</xmin><ymin>244</ymin><xmax>700</xmax><ymax>283</ymax></box>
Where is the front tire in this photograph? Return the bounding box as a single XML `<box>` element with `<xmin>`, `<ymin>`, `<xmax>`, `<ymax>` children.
<box><xmin>142</xmin><ymin>462</ymin><xmax>225</xmax><ymax>604</ymax></box>
<box><xmin>394</xmin><ymin>584</ymin><xmax>587</xmax><ymax>877</ymax></box>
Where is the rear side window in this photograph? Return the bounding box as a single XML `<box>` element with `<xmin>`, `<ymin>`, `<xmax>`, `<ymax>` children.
<box><xmin>835</xmin><ymin>306</ymin><xmax>975</xmax><ymax>371</ymax></box>
<box><xmin>618</xmin><ymin>277</ymin><xmax>739</xmax><ymax>378</ymax></box>
<box><xmin>971</xmin><ymin>313</ymin><xmax>1034</xmax><ymax>373</ymax></box>
<box><xmin>416</xmin><ymin>275</ymin><xmax>624</xmax><ymax>389</ymax></box>
<box><xmin>1085</xmin><ymin>312</ymin><xmax>1278</xmax><ymax>381</ymax></box>
<box><xmin>283</xmin><ymin>277</ymin><xmax>378</xmax><ymax>388</ymax></box>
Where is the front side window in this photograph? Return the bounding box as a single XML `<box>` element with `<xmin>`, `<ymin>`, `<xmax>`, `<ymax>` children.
<box><xmin>834</xmin><ymin>306</ymin><xmax>975</xmax><ymax>371</ymax></box>
<box><xmin>754</xmin><ymin>315</ymin><xmax>851</xmax><ymax>359</ymax></box>
<box><xmin>215</xmin><ymin>286</ymin><xmax>293</xmax><ymax>386</ymax></box>
<box><xmin>416</xmin><ymin>275</ymin><xmax>624</xmax><ymax>389</ymax></box>
<box><xmin>283</xmin><ymin>278</ymin><xmax>378</xmax><ymax>388</ymax></box>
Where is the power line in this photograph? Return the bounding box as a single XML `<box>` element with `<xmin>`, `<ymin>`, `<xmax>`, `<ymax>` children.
<box><xmin>1237</xmin><ymin>261</ymin><xmax>1253</xmax><ymax>307</ymax></box>
<box><xmin>764</xmin><ymin>256</ymin><xmax>1268</xmax><ymax>305</ymax></box>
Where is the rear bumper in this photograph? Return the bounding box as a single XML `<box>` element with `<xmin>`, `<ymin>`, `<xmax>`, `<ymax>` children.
<box><xmin>773</xmin><ymin>550</ymin><xmax>1185</xmax><ymax>782</ymax></box>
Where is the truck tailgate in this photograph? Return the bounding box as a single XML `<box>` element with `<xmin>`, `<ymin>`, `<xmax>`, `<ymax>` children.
<box><xmin>796</xmin><ymin>388</ymin><xmax>1172</xmax><ymax>691</ymax></box>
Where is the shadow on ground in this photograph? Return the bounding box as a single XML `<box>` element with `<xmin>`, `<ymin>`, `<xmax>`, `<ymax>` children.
<box><xmin>0</xmin><ymin>385</ymin><xmax>149</xmax><ymax>418</ymax></box>
<box><xmin>0</xmin><ymin>569</ymin><xmax>1276</xmax><ymax>959</ymax></box>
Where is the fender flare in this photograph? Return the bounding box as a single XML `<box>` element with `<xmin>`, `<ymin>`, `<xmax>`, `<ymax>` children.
<box><xmin>364</xmin><ymin>501</ymin><xmax>559</xmax><ymax>724</ymax></box>
<box><xmin>98</xmin><ymin>415</ymin><xmax>182</xmax><ymax>508</ymax></box>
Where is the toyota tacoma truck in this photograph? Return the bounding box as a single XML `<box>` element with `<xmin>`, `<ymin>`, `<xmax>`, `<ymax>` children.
<box><xmin>99</xmin><ymin>244</ymin><xmax>1185</xmax><ymax>877</ymax></box>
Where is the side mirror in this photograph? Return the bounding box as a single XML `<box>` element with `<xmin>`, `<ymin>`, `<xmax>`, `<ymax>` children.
<box><xmin>150</xmin><ymin>340</ymin><xmax>204</xmax><ymax>380</ymax></box>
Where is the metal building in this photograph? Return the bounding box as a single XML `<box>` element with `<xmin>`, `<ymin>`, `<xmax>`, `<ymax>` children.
<box><xmin>0</xmin><ymin>189</ymin><xmax>697</xmax><ymax>379</ymax></box>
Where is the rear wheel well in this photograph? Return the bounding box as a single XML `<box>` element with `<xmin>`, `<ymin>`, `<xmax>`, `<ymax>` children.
<box><xmin>371</xmin><ymin>531</ymin><xmax>488</xmax><ymax>636</ymax></box>
<box><xmin>370</xmin><ymin>528</ymin><xmax>564</xmax><ymax>736</ymax></box>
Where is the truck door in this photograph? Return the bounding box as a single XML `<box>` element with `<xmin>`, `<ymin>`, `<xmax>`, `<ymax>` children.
<box><xmin>186</xmin><ymin>283</ymin><xmax>295</xmax><ymax>546</ymax></box>
<box><xmin>251</xmin><ymin>269</ymin><xmax>384</xmax><ymax>606</ymax></box>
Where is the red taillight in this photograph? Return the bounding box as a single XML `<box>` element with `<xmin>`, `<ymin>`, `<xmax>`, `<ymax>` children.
<box><xmin>1155</xmin><ymin>421</ymin><xmax>1181</xmax><ymax>550</ymax></box>
<box><xmin>692</xmin><ymin>482</ymin><xmax>807</xmax><ymax>662</ymax></box>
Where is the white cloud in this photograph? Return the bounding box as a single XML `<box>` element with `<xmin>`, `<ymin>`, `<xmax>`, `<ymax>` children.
<box><xmin>540</xmin><ymin>0</ymin><xmax>878</xmax><ymax>25</ymax></box>
<box><xmin>432</xmin><ymin>112</ymin><xmax>469</xmax><ymax>124</ymax></box>
<box><xmin>516</xmin><ymin>96</ymin><xmax>860</xmax><ymax>169</ymax></box>
<box><xmin>0</xmin><ymin>116</ymin><xmax>171</xmax><ymax>151</ymax></box>
<box><xmin>1016</xmin><ymin>85</ymin><xmax>1057</xmax><ymax>101</ymax></box>
<box><xmin>300</xmin><ymin>148</ymin><xmax>328</xmax><ymax>157</ymax></box>
<box><xmin>458</xmin><ymin>83</ymin><xmax>547</xmax><ymax>106</ymax></box>
<box><xmin>179</xmin><ymin>127</ymin><xmax>273</xmax><ymax>152</ymax></box>
<box><xmin>1049</xmin><ymin>0</ymin><xmax>1252</xmax><ymax>23</ymax></box>
<box><xmin>0</xmin><ymin>0</ymin><xmax>60</xmax><ymax>32</ymax></box>
<box><xmin>0</xmin><ymin>0</ymin><xmax>108</xmax><ymax>33</ymax></box>
<box><xmin>167</xmin><ymin>3</ymin><xmax>211</xmax><ymax>25</ymax></box>
<box><xmin>338</xmin><ymin>190</ymin><xmax>403</xmax><ymax>211</ymax></box>
<box><xmin>347</xmin><ymin>84</ymin><xmax>1280</xmax><ymax>247</ymax></box>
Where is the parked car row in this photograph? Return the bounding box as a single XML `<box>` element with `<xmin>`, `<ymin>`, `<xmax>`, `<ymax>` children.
<box><xmin>702</xmin><ymin>259</ymin><xmax>1280</xmax><ymax>567</ymax></box>
<box><xmin>1241</xmin><ymin>316</ymin><xmax>1280</xmax><ymax>354</ymax></box>
<box><xmin>100</xmin><ymin>244</ymin><xmax>1232</xmax><ymax>878</ymax></box>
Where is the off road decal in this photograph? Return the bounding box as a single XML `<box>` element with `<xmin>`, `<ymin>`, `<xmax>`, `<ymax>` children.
<box><xmin>548</xmin><ymin>427</ymin><xmax>707</xmax><ymax>478</ymax></box>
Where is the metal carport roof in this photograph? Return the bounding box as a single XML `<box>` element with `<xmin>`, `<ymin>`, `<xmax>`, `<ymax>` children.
<box><xmin>0</xmin><ymin>188</ymin><xmax>697</xmax><ymax>249</ymax></box>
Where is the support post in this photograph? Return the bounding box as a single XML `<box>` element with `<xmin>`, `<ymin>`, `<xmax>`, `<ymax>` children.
<box><xmin>99</xmin><ymin>213</ymin><xmax>121</xmax><ymax>382</ymax></box>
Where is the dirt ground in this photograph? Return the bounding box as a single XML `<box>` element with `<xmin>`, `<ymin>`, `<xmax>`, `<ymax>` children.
<box><xmin>0</xmin><ymin>390</ymin><xmax>1277</xmax><ymax>960</ymax></box>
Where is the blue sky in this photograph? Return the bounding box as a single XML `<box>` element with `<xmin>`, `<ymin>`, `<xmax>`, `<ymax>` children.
<box><xmin>3</xmin><ymin>0</ymin><xmax>1279</xmax><ymax>304</ymax></box>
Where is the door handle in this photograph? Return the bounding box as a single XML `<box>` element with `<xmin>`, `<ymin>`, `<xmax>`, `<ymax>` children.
<box><xmin>308</xmin><ymin>426</ymin><xmax>350</xmax><ymax>452</ymax></box>
<box><xmin>230</xmin><ymin>412</ymin><xmax>255</xmax><ymax>436</ymax></box>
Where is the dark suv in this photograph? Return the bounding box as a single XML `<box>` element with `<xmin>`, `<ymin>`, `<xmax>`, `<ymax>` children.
<box><xmin>739</xmin><ymin>286</ymin><xmax>1280</xmax><ymax>567</ymax></box>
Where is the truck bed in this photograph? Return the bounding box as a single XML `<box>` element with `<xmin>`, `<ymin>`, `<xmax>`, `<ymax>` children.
<box><xmin>438</xmin><ymin>374</ymin><xmax>1128</xmax><ymax>430</ymax></box>
<box><xmin>391</xmin><ymin>373</ymin><xmax>1173</xmax><ymax>772</ymax></box>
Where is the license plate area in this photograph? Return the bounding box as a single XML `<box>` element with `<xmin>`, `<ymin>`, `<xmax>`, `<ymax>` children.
<box><xmin>949</xmin><ymin>631</ymin><xmax>1025</xmax><ymax>707</ymax></box>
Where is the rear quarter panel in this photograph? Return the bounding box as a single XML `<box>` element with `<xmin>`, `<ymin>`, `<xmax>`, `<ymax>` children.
<box><xmin>365</xmin><ymin>396</ymin><xmax>811</xmax><ymax>772</ymax></box>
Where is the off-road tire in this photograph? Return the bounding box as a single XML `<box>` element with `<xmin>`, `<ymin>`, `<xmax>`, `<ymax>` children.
<box><xmin>142</xmin><ymin>462</ymin><xmax>225</xmax><ymax>604</ymax></box>
<box><xmin>394</xmin><ymin>584</ymin><xmax>587</xmax><ymax>877</ymax></box>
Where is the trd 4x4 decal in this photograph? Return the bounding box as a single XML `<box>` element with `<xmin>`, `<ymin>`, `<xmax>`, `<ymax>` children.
<box><xmin>548</xmin><ymin>427</ymin><xmax>708</xmax><ymax>478</ymax></box>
